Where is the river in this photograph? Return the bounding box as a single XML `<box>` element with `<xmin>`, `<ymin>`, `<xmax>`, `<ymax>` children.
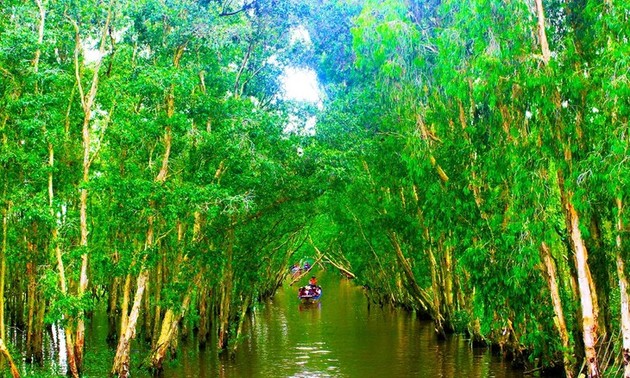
<box><xmin>18</xmin><ymin>269</ymin><xmax>528</xmax><ymax>377</ymax></box>
<box><xmin>163</xmin><ymin>269</ymin><xmax>526</xmax><ymax>378</ymax></box>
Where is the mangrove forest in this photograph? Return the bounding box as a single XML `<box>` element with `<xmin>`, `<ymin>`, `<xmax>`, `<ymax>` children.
<box><xmin>0</xmin><ymin>0</ymin><xmax>628</xmax><ymax>376</ymax></box>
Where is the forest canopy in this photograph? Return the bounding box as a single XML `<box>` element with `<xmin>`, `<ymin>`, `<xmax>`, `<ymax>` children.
<box><xmin>0</xmin><ymin>0</ymin><xmax>628</xmax><ymax>377</ymax></box>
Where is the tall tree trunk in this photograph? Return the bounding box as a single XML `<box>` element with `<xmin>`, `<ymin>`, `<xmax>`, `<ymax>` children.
<box><xmin>111</xmin><ymin>271</ymin><xmax>148</xmax><ymax>378</ymax></box>
<box><xmin>112</xmin><ymin>52</ymin><xmax>174</xmax><ymax>372</ymax></box>
<box><xmin>616</xmin><ymin>197</ymin><xmax>630</xmax><ymax>377</ymax></box>
<box><xmin>119</xmin><ymin>274</ymin><xmax>132</xmax><ymax>340</ymax></box>
<box><xmin>198</xmin><ymin>287</ymin><xmax>209</xmax><ymax>349</ymax></box>
<box><xmin>26</xmin><ymin>259</ymin><xmax>36</xmax><ymax>362</ymax></box>
<box><xmin>143</xmin><ymin>274</ymin><xmax>152</xmax><ymax>342</ymax></box>
<box><xmin>0</xmin><ymin>199</ymin><xmax>8</xmax><ymax>341</ymax></box>
<box><xmin>232</xmin><ymin>295</ymin><xmax>251</xmax><ymax>353</ymax></box>
<box><xmin>218</xmin><ymin>227</ymin><xmax>234</xmax><ymax>350</ymax></box>
<box><xmin>151</xmin><ymin>258</ymin><xmax>164</xmax><ymax>346</ymax></box>
<box><xmin>428</xmin><ymin>245</ymin><xmax>445</xmax><ymax>338</ymax></box>
<box><xmin>540</xmin><ymin>241</ymin><xmax>574</xmax><ymax>377</ymax></box>
<box><xmin>149</xmin><ymin>288</ymin><xmax>194</xmax><ymax>371</ymax></box>
<box><xmin>558</xmin><ymin>171</ymin><xmax>600</xmax><ymax>377</ymax></box>
<box><xmin>107</xmin><ymin>276</ymin><xmax>120</xmax><ymax>343</ymax></box>
<box><xmin>534</xmin><ymin>0</ymin><xmax>551</xmax><ymax>64</ymax></box>
<box><xmin>46</xmin><ymin>94</ymin><xmax>79</xmax><ymax>377</ymax></box>
<box><xmin>70</xmin><ymin>6</ymin><xmax>113</xmax><ymax>369</ymax></box>
<box><xmin>387</xmin><ymin>231</ymin><xmax>431</xmax><ymax>313</ymax></box>
<box><xmin>0</xmin><ymin>338</ymin><xmax>19</xmax><ymax>378</ymax></box>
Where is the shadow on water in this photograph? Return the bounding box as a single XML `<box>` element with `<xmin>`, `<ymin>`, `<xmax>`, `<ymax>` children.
<box><xmin>15</xmin><ymin>270</ymin><xmax>532</xmax><ymax>377</ymax></box>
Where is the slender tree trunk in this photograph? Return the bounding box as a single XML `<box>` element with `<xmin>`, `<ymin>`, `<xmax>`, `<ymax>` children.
<box><xmin>0</xmin><ymin>199</ymin><xmax>8</xmax><ymax>341</ymax></box>
<box><xmin>441</xmin><ymin>241</ymin><xmax>454</xmax><ymax>329</ymax></box>
<box><xmin>0</xmin><ymin>338</ymin><xmax>19</xmax><ymax>378</ymax></box>
<box><xmin>71</xmin><ymin>7</ymin><xmax>113</xmax><ymax>369</ymax></box>
<box><xmin>540</xmin><ymin>241</ymin><xmax>573</xmax><ymax>377</ymax></box>
<box><xmin>558</xmin><ymin>171</ymin><xmax>600</xmax><ymax>377</ymax></box>
<box><xmin>428</xmin><ymin>245</ymin><xmax>445</xmax><ymax>338</ymax></box>
<box><xmin>107</xmin><ymin>276</ymin><xmax>120</xmax><ymax>343</ymax></box>
<box><xmin>26</xmin><ymin>259</ymin><xmax>36</xmax><ymax>362</ymax></box>
<box><xmin>232</xmin><ymin>295</ymin><xmax>251</xmax><ymax>353</ymax></box>
<box><xmin>113</xmin><ymin>58</ymin><xmax>174</xmax><ymax>373</ymax></box>
<box><xmin>218</xmin><ymin>227</ymin><xmax>234</xmax><ymax>350</ymax></box>
<box><xmin>119</xmin><ymin>274</ymin><xmax>132</xmax><ymax>340</ymax></box>
<box><xmin>32</xmin><ymin>294</ymin><xmax>46</xmax><ymax>364</ymax></box>
<box><xmin>534</xmin><ymin>0</ymin><xmax>551</xmax><ymax>64</ymax></box>
<box><xmin>149</xmin><ymin>290</ymin><xmax>193</xmax><ymax>371</ymax></box>
<box><xmin>47</xmin><ymin>104</ymin><xmax>79</xmax><ymax>377</ymax></box>
<box><xmin>387</xmin><ymin>231</ymin><xmax>431</xmax><ymax>313</ymax></box>
<box><xmin>198</xmin><ymin>287</ymin><xmax>208</xmax><ymax>349</ymax></box>
<box><xmin>112</xmin><ymin>270</ymin><xmax>148</xmax><ymax>378</ymax></box>
<box><xmin>151</xmin><ymin>259</ymin><xmax>163</xmax><ymax>346</ymax></box>
<box><xmin>616</xmin><ymin>197</ymin><xmax>630</xmax><ymax>377</ymax></box>
<box><xmin>143</xmin><ymin>274</ymin><xmax>152</xmax><ymax>342</ymax></box>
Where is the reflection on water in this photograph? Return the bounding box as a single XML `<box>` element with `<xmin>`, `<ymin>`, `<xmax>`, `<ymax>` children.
<box><xmin>163</xmin><ymin>270</ymin><xmax>526</xmax><ymax>378</ymax></box>
<box><xmin>16</xmin><ymin>270</ymin><xmax>529</xmax><ymax>377</ymax></box>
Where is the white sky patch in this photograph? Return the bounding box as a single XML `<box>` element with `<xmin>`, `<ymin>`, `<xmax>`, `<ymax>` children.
<box><xmin>281</xmin><ymin>67</ymin><xmax>321</xmax><ymax>103</ymax></box>
<box><xmin>284</xmin><ymin>114</ymin><xmax>316</xmax><ymax>136</ymax></box>
<box><xmin>290</xmin><ymin>25</ymin><xmax>312</xmax><ymax>46</ymax></box>
<box><xmin>84</xmin><ymin>41</ymin><xmax>103</xmax><ymax>64</ymax></box>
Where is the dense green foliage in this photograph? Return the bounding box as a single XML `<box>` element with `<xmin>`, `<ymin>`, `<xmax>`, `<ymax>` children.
<box><xmin>303</xmin><ymin>0</ymin><xmax>629</xmax><ymax>376</ymax></box>
<box><xmin>0</xmin><ymin>0</ymin><xmax>628</xmax><ymax>377</ymax></box>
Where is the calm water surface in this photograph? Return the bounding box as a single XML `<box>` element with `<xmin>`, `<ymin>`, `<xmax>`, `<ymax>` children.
<box><xmin>162</xmin><ymin>270</ymin><xmax>525</xmax><ymax>378</ymax></box>
<box><xmin>17</xmin><ymin>270</ymin><xmax>528</xmax><ymax>377</ymax></box>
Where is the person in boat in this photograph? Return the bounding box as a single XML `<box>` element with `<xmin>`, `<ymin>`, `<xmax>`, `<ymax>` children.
<box><xmin>304</xmin><ymin>261</ymin><xmax>311</xmax><ymax>271</ymax></box>
<box><xmin>291</xmin><ymin>263</ymin><xmax>300</xmax><ymax>274</ymax></box>
<box><xmin>309</xmin><ymin>276</ymin><xmax>317</xmax><ymax>287</ymax></box>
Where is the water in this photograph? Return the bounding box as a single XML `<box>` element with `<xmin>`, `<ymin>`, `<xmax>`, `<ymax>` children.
<box><xmin>163</xmin><ymin>270</ymin><xmax>525</xmax><ymax>378</ymax></box>
<box><xmin>16</xmin><ymin>270</ymin><xmax>528</xmax><ymax>377</ymax></box>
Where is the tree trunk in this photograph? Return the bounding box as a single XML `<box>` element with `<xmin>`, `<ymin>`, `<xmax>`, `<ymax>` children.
<box><xmin>71</xmin><ymin>6</ymin><xmax>113</xmax><ymax>369</ymax></box>
<box><xmin>198</xmin><ymin>287</ymin><xmax>208</xmax><ymax>349</ymax></box>
<box><xmin>218</xmin><ymin>227</ymin><xmax>234</xmax><ymax>350</ymax></box>
<box><xmin>534</xmin><ymin>0</ymin><xmax>551</xmax><ymax>64</ymax></box>
<box><xmin>119</xmin><ymin>274</ymin><xmax>131</xmax><ymax>340</ymax></box>
<box><xmin>112</xmin><ymin>270</ymin><xmax>148</xmax><ymax>378</ymax></box>
<box><xmin>0</xmin><ymin>338</ymin><xmax>20</xmax><ymax>378</ymax></box>
<box><xmin>149</xmin><ymin>291</ymin><xmax>193</xmax><ymax>371</ymax></box>
<box><xmin>558</xmin><ymin>171</ymin><xmax>600</xmax><ymax>377</ymax></box>
<box><xmin>64</xmin><ymin>326</ymin><xmax>79</xmax><ymax>378</ymax></box>
<box><xmin>428</xmin><ymin>245</ymin><xmax>445</xmax><ymax>338</ymax></box>
<box><xmin>26</xmin><ymin>260</ymin><xmax>36</xmax><ymax>362</ymax></box>
<box><xmin>540</xmin><ymin>241</ymin><xmax>574</xmax><ymax>377</ymax></box>
<box><xmin>0</xmin><ymin>199</ymin><xmax>8</xmax><ymax>341</ymax></box>
<box><xmin>151</xmin><ymin>259</ymin><xmax>163</xmax><ymax>346</ymax></box>
<box><xmin>387</xmin><ymin>231</ymin><xmax>431</xmax><ymax>313</ymax></box>
<box><xmin>232</xmin><ymin>295</ymin><xmax>251</xmax><ymax>353</ymax></box>
<box><xmin>107</xmin><ymin>276</ymin><xmax>120</xmax><ymax>343</ymax></box>
<box><xmin>143</xmin><ymin>274</ymin><xmax>152</xmax><ymax>343</ymax></box>
<box><xmin>616</xmin><ymin>197</ymin><xmax>630</xmax><ymax>377</ymax></box>
<box><xmin>32</xmin><ymin>293</ymin><xmax>46</xmax><ymax>364</ymax></box>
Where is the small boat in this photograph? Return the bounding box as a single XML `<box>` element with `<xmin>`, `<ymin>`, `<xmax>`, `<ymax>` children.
<box><xmin>298</xmin><ymin>285</ymin><xmax>322</xmax><ymax>303</ymax></box>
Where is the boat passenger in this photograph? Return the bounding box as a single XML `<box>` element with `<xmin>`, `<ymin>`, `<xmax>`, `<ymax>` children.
<box><xmin>291</xmin><ymin>263</ymin><xmax>300</xmax><ymax>274</ymax></box>
<box><xmin>304</xmin><ymin>262</ymin><xmax>311</xmax><ymax>271</ymax></box>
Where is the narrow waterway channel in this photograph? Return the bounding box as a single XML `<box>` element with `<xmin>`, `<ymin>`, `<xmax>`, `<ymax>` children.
<box><xmin>16</xmin><ymin>270</ymin><xmax>531</xmax><ymax>377</ymax></box>
<box><xmin>162</xmin><ymin>270</ymin><xmax>527</xmax><ymax>378</ymax></box>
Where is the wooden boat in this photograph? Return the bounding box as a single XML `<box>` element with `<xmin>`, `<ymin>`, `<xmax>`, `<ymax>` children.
<box><xmin>298</xmin><ymin>285</ymin><xmax>322</xmax><ymax>303</ymax></box>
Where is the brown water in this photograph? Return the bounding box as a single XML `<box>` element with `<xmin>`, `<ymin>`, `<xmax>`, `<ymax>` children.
<box><xmin>15</xmin><ymin>270</ymin><xmax>528</xmax><ymax>377</ymax></box>
<box><xmin>162</xmin><ymin>270</ymin><xmax>526</xmax><ymax>378</ymax></box>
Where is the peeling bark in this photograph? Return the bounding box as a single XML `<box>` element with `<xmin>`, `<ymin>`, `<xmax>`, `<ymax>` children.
<box><xmin>0</xmin><ymin>338</ymin><xmax>20</xmax><ymax>378</ymax></box>
<box><xmin>112</xmin><ymin>271</ymin><xmax>148</xmax><ymax>378</ymax></box>
<box><xmin>540</xmin><ymin>241</ymin><xmax>573</xmax><ymax>377</ymax></box>
<box><xmin>616</xmin><ymin>198</ymin><xmax>630</xmax><ymax>378</ymax></box>
<box><xmin>558</xmin><ymin>171</ymin><xmax>600</xmax><ymax>377</ymax></box>
<box><xmin>534</xmin><ymin>0</ymin><xmax>551</xmax><ymax>64</ymax></box>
